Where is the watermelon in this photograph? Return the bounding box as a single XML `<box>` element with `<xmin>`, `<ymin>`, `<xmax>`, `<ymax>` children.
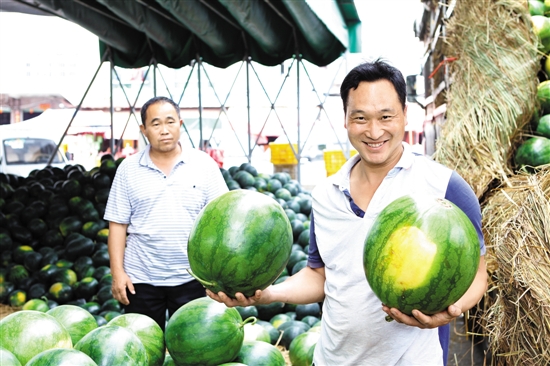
<box><xmin>515</xmin><ymin>136</ymin><xmax>550</xmax><ymax>169</ymax></box>
<box><xmin>48</xmin><ymin>282</ymin><xmax>74</xmax><ymax>304</ymax></box>
<box><xmin>108</xmin><ymin>313</ymin><xmax>165</xmax><ymax>366</ymax></box>
<box><xmin>532</xmin><ymin>15</ymin><xmax>550</xmax><ymax>52</ymax></box>
<box><xmin>278</xmin><ymin>321</ymin><xmax>310</xmax><ymax>349</ymax></box>
<box><xmin>289</xmin><ymin>331</ymin><xmax>320</xmax><ymax>366</ymax></box>
<box><xmin>0</xmin><ymin>347</ymin><xmax>22</xmax><ymax>366</ymax></box>
<box><xmin>75</xmin><ymin>325</ymin><xmax>148</xmax><ymax>365</ymax></box>
<box><xmin>165</xmin><ymin>297</ymin><xmax>253</xmax><ymax>366</ymax></box>
<box><xmin>243</xmin><ymin>322</ymin><xmax>271</xmax><ymax>343</ymax></box>
<box><xmin>363</xmin><ymin>195</ymin><xmax>480</xmax><ymax>315</ymax></box>
<box><xmin>529</xmin><ymin>0</ymin><xmax>545</xmax><ymax>16</ymax></box>
<box><xmin>26</xmin><ymin>348</ymin><xmax>97</xmax><ymax>366</ymax></box>
<box><xmin>236</xmin><ymin>305</ymin><xmax>259</xmax><ymax>319</ymax></box>
<box><xmin>0</xmin><ymin>311</ymin><xmax>72</xmax><ymax>365</ymax></box>
<box><xmin>22</xmin><ymin>299</ymin><xmax>50</xmax><ymax>312</ymax></box>
<box><xmin>9</xmin><ymin>289</ymin><xmax>26</xmax><ymax>307</ymax></box>
<box><xmin>538</xmin><ymin>79</ymin><xmax>550</xmax><ymax>112</ymax></box>
<box><xmin>256</xmin><ymin>320</ymin><xmax>281</xmax><ymax>345</ymax></box>
<box><xmin>235</xmin><ymin>341</ymin><xmax>286</xmax><ymax>366</ymax></box>
<box><xmin>47</xmin><ymin>305</ymin><xmax>98</xmax><ymax>345</ymax></box>
<box><xmin>537</xmin><ymin>114</ymin><xmax>550</xmax><ymax>138</ymax></box>
<box><xmin>187</xmin><ymin>190</ymin><xmax>293</xmax><ymax>298</ymax></box>
<box><xmin>295</xmin><ymin>303</ymin><xmax>321</xmax><ymax>320</ymax></box>
<box><xmin>270</xmin><ymin>313</ymin><xmax>292</xmax><ymax>329</ymax></box>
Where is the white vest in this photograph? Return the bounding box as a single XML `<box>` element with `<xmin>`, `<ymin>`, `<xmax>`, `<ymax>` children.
<box><xmin>312</xmin><ymin>143</ymin><xmax>451</xmax><ymax>366</ymax></box>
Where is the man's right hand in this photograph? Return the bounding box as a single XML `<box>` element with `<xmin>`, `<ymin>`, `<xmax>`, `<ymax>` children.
<box><xmin>111</xmin><ymin>271</ymin><xmax>135</xmax><ymax>305</ymax></box>
<box><xmin>206</xmin><ymin>288</ymin><xmax>268</xmax><ymax>308</ymax></box>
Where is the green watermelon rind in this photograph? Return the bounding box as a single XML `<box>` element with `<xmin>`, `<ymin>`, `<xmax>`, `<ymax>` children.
<box><xmin>187</xmin><ymin>190</ymin><xmax>293</xmax><ymax>297</ymax></box>
<box><xmin>165</xmin><ymin>297</ymin><xmax>245</xmax><ymax>366</ymax></box>
<box><xmin>363</xmin><ymin>195</ymin><xmax>480</xmax><ymax>315</ymax></box>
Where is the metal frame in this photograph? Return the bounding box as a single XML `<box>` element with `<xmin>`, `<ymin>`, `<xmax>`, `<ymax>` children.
<box><xmin>47</xmin><ymin>47</ymin><xmax>349</xmax><ymax>183</ymax></box>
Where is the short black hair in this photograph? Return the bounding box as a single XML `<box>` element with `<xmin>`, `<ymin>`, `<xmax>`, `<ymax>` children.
<box><xmin>140</xmin><ymin>96</ymin><xmax>181</xmax><ymax>126</ymax></box>
<box><xmin>340</xmin><ymin>59</ymin><xmax>406</xmax><ymax>113</ymax></box>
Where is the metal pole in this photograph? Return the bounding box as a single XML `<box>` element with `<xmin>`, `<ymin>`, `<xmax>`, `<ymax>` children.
<box><xmin>110</xmin><ymin>58</ymin><xmax>115</xmax><ymax>154</ymax></box>
<box><xmin>153</xmin><ymin>61</ymin><xmax>157</xmax><ymax>97</ymax></box>
<box><xmin>197</xmin><ymin>55</ymin><xmax>203</xmax><ymax>149</ymax></box>
<box><xmin>246</xmin><ymin>57</ymin><xmax>252</xmax><ymax>163</ymax></box>
<box><xmin>296</xmin><ymin>55</ymin><xmax>301</xmax><ymax>183</ymax></box>
<box><xmin>47</xmin><ymin>49</ymin><xmax>109</xmax><ymax>165</ymax></box>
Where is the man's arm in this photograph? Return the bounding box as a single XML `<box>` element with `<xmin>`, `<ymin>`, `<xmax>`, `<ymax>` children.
<box><xmin>108</xmin><ymin>221</ymin><xmax>133</xmax><ymax>305</ymax></box>
<box><xmin>207</xmin><ymin>266</ymin><xmax>326</xmax><ymax>307</ymax></box>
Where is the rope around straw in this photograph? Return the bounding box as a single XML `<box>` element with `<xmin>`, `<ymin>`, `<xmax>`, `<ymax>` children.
<box><xmin>435</xmin><ymin>0</ymin><xmax>540</xmax><ymax>199</ymax></box>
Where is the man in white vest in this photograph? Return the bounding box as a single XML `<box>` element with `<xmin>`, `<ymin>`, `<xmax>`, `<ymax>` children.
<box><xmin>208</xmin><ymin>60</ymin><xmax>487</xmax><ymax>365</ymax></box>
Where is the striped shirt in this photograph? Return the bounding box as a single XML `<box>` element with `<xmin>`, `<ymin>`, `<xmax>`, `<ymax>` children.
<box><xmin>104</xmin><ymin>144</ymin><xmax>228</xmax><ymax>286</ymax></box>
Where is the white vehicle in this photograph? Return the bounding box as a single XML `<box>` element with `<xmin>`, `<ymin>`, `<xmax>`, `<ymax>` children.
<box><xmin>0</xmin><ymin>118</ymin><xmax>69</xmax><ymax>178</ymax></box>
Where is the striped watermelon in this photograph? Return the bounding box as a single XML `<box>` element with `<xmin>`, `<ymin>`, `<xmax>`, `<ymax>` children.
<box><xmin>108</xmin><ymin>313</ymin><xmax>165</xmax><ymax>366</ymax></box>
<box><xmin>0</xmin><ymin>311</ymin><xmax>72</xmax><ymax>365</ymax></box>
<box><xmin>187</xmin><ymin>190</ymin><xmax>293</xmax><ymax>297</ymax></box>
<box><xmin>234</xmin><ymin>341</ymin><xmax>286</xmax><ymax>366</ymax></box>
<box><xmin>363</xmin><ymin>195</ymin><xmax>480</xmax><ymax>315</ymax></box>
<box><xmin>74</xmin><ymin>325</ymin><xmax>148</xmax><ymax>365</ymax></box>
<box><xmin>25</xmin><ymin>348</ymin><xmax>97</xmax><ymax>366</ymax></box>
<box><xmin>46</xmin><ymin>305</ymin><xmax>98</xmax><ymax>345</ymax></box>
<box><xmin>165</xmin><ymin>297</ymin><xmax>254</xmax><ymax>366</ymax></box>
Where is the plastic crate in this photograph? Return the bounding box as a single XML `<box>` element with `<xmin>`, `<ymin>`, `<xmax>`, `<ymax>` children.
<box><xmin>270</xmin><ymin>143</ymin><xmax>298</xmax><ymax>165</ymax></box>
<box><xmin>324</xmin><ymin>149</ymin><xmax>357</xmax><ymax>176</ymax></box>
<box><xmin>273</xmin><ymin>164</ymin><xmax>298</xmax><ymax>180</ymax></box>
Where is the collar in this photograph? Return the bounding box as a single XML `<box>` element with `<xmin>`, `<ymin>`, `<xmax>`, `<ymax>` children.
<box><xmin>138</xmin><ymin>143</ymin><xmax>186</xmax><ymax>168</ymax></box>
<box><xmin>329</xmin><ymin>142</ymin><xmax>415</xmax><ymax>192</ymax></box>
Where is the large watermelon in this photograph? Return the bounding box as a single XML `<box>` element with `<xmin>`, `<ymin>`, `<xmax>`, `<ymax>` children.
<box><xmin>187</xmin><ymin>190</ymin><xmax>293</xmax><ymax>297</ymax></box>
<box><xmin>289</xmin><ymin>331</ymin><xmax>320</xmax><ymax>366</ymax></box>
<box><xmin>165</xmin><ymin>297</ymin><xmax>253</xmax><ymax>366</ymax></box>
<box><xmin>46</xmin><ymin>305</ymin><xmax>98</xmax><ymax>345</ymax></box>
<box><xmin>0</xmin><ymin>310</ymin><xmax>72</xmax><ymax>365</ymax></box>
<box><xmin>515</xmin><ymin>136</ymin><xmax>550</xmax><ymax>169</ymax></box>
<box><xmin>25</xmin><ymin>348</ymin><xmax>97</xmax><ymax>366</ymax></box>
<box><xmin>363</xmin><ymin>195</ymin><xmax>480</xmax><ymax>315</ymax></box>
<box><xmin>234</xmin><ymin>341</ymin><xmax>286</xmax><ymax>366</ymax></box>
<box><xmin>75</xmin><ymin>325</ymin><xmax>148</xmax><ymax>365</ymax></box>
<box><xmin>108</xmin><ymin>313</ymin><xmax>165</xmax><ymax>366</ymax></box>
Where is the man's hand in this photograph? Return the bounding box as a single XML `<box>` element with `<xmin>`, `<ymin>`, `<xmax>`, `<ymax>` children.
<box><xmin>206</xmin><ymin>288</ymin><xmax>268</xmax><ymax>308</ymax></box>
<box><xmin>111</xmin><ymin>271</ymin><xmax>135</xmax><ymax>305</ymax></box>
<box><xmin>381</xmin><ymin>302</ymin><xmax>463</xmax><ymax>329</ymax></box>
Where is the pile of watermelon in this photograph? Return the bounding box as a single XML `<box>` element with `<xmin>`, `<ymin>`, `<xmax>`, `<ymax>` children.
<box><xmin>526</xmin><ymin>1</ymin><xmax>550</xmax><ymax>169</ymax></box>
<box><xmin>0</xmin><ymin>155</ymin><xmax>121</xmax><ymax>325</ymax></box>
<box><xmin>0</xmin><ymin>157</ymin><xmax>322</xmax><ymax>364</ymax></box>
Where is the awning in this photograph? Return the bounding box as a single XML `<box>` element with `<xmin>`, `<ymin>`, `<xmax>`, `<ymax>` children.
<box><xmin>2</xmin><ymin>0</ymin><xmax>361</xmax><ymax>68</ymax></box>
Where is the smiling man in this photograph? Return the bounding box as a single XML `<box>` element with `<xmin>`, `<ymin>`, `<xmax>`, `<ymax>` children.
<box><xmin>207</xmin><ymin>60</ymin><xmax>487</xmax><ymax>365</ymax></box>
<box><xmin>104</xmin><ymin>96</ymin><xmax>228</xmax><ymax>331</ymax></box>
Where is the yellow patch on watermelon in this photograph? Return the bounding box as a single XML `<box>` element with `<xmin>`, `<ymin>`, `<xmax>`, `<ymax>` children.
<box><xmin>382</xmin><ymin>226</ymin><xmax>437</xmax><ymax>290</ymax></box>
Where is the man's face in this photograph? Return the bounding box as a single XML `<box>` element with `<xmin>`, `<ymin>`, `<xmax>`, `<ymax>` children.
<box><xmin>140</xmin><ymin>102</ymin><xmax>182</xmax><ymax>153</ymax></box>
<box><xmin>345</xmin><ymin>80</ymin><xmax>407</xmax><ymax>168</ymax></box>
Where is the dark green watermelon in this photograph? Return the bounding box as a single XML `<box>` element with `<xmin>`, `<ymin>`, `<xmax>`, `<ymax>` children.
<box><xmin>26</xmin><ymin>348</ymin><xmax>97</xmax><ymax>366</ymax></box>
<box><xmin>165</xmin><ymin>297</ymin><xmax>250</xmax><ymax>366</ymax></box>
<box><xmin>75</xmin><ymin>325</ymin><xmax>147</xmax><ymax>365</ymax></box>
<box><xmin>363</xmin><ymin>195</ymin><xmax>480</xmax><ymax>315</ymax></box>
<box><xmin>187</xmin><ymin>190</ymin><xmax>292</xmax><ymax>298</ymax></box>
<box><xmin>515</xmin><ymin>136</ymin><xmax>550</xmax><ymax>169</ymax></box>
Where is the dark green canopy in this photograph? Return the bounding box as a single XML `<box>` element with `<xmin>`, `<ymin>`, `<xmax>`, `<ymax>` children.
<box><xmin>5</xmin><ymin>0</ymin><xmax>361</xmax><ymax>68</ymax></box>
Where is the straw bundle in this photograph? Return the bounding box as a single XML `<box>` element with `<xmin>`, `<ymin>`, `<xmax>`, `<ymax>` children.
<box><xmin>482</xmin><ymin>167</ymin><xmax>550</xmax><ymax>365</ymax></box>
<box><xmin>434</xmin><ymin>0</ymin><xmax>540</xmax><ymax>199</ymax></box>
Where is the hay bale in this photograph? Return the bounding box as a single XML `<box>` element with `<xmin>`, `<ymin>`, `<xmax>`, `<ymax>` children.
<box><xmin>482</xmin><ymin>167</ymin><xmax>550</xmax><ymax>365</ymax></box>
<box><xmin>434</xmin><ymin>0</ymin><xmax>540</xmax><ymax>199</ymax></box>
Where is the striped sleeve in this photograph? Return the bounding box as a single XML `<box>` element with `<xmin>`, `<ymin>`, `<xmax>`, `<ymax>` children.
<box><xmin>104</xmin><ymin>158</ymin><xmax>132</xmax><ymax>224</ymax></box>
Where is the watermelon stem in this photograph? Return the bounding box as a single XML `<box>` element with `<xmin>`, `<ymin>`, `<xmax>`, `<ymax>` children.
<box><xmin>385</xmin><ymin>315</ymin><xmax>394</xmax><ymax>322</ymax></box>
<box><xmin>240</xmin><ymin>316</ymin><xmax>257</xmax><ymax>328</ymax></box>
<box><xmin>186</xmin><ymin>268</ymin><xmax>216</xmax><ymax>287</ymax></box>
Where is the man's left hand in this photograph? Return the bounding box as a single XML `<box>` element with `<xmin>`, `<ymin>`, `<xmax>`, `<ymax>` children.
<box><xmin>381</xmin><ymin>303</ymin><xmax>462</xmax><ymax>329</ymax></box>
